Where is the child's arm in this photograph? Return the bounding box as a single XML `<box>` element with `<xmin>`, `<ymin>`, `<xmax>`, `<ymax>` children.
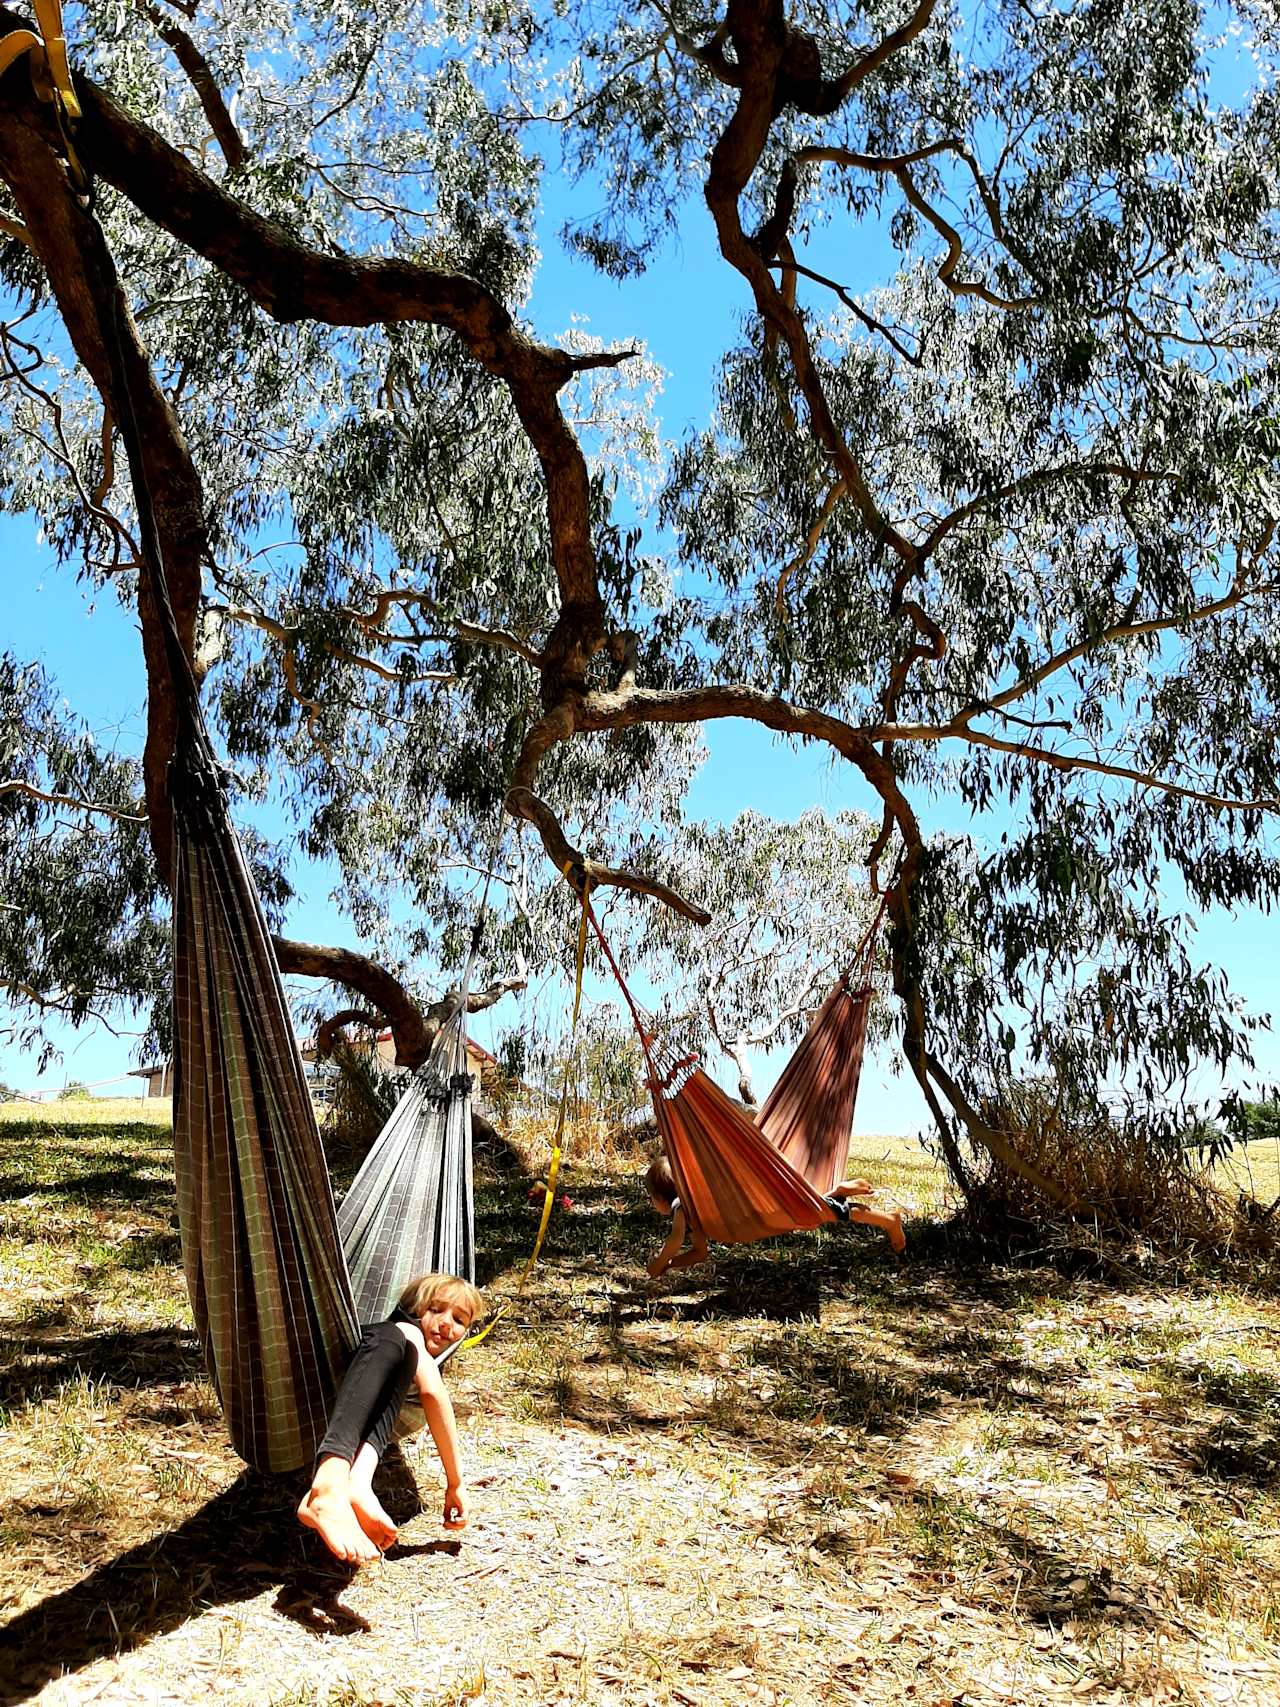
<box><xmin>647</xmin><ymin>1207</ymin><xmax>690</xmax><ymax>1278</ymax></box>
<box><xmin>414</xmin><ymin>1355</ymin><xmax>469</xmax><ymax>1528</ymax></box>
<box><xmin>667</xmin><ymin>1226</ymin><xmax>710</xmax><ymax>1269</ymax></box>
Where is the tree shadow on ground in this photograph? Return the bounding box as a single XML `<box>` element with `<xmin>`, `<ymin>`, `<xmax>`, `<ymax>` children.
<box><xmin>1149</xmin><ymin>1357</ymin><xmax>1280</xmax><ymax>1488</ymax></box>
<box><xmin>0</xmin><ymin>1325</ymin><xmax>203</xmax><ymax>1409</ymax></box>
<box><xmin>0</xmin><ymin>1163</ymin><xmax>169</xmax><ymax>1205</ymax></box>
<box><xmin>0</xmin><ymin>1452</ymin><xmax>436</xmax><ymax>1705</ymax></box>
<box><xmin>807</xmin><ymin>1487</ymin><xmax>1173</xmax><ymax>1632</ymax></box>
<box><xmin>545</xmin><ymin>1311</ymin><xmax>1072</xmax><ymax>1469</ymax></box>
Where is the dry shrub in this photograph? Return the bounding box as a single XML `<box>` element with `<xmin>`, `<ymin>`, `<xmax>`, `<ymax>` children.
<box><xmin>319</xmin><ymin>1044</ymin><xmax>400</xmax><ymax>1167</ymax></box>
<box><xmin>501</xmin><ymin>1101</ymin><xmax>656</xmax><ymax>1177</ymax></box>
<box><xmin>969</xmin><ymin>1079</ymin><xmax>1280</xmax><ymax>1259</ymax></box>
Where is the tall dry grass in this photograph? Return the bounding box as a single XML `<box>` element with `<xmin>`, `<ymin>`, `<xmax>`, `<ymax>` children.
<box><xmin>970</xmin><ymin>1079</ymin><xmax>1280</xmax><ymax>1259</ymax></box>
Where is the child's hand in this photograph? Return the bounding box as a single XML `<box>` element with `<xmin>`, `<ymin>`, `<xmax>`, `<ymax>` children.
<box><xmin>443</xmin><ymin>1481</ymin><xmax>469</xmax><ymax>1529</ymax></box>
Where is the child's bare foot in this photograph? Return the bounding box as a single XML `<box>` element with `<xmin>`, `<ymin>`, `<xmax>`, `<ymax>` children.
<box><xmin>886</xmin><ymin>1211</ymin><xmax>906</xmax><ymax>1254</ymax></box>
<box><xmin>831</xmin><ymin>1179</ymin><xmax>873</xmax><ymax>1200</ymax></box>
<box><xmin>297</xmin><ymin>1487</ymin><xmax>381</xmax><ymax>1564</ymax></box>
<box><xmin>349</xmin><ymin>1485</ymin><xmax>398</xmax><ymax>1551</ymax></box>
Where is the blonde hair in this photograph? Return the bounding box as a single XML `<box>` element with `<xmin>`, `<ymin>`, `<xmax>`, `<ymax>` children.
<box><xmin>397</xmin><ymin>1271</ymin><xmax>483</xmax><ymax>1324</ymax></box>
<box><xmin>644</xmin><ymin>1155</ymin><xmax>677</xmax><ymax>1212</ymax></box>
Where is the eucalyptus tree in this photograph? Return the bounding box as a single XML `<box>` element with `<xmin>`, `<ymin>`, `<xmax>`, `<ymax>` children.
<box><xmin>1</xmin><ymin>0</ymin><xmax>1279</xmax><ymax>1202</ymax></box>
<box><xmin>637</xmin><ymin>808</ymin><xmax>884</xmax><ymax>1106</ymax></box>
<box><xmin>0</xmin><ymin>0</ymin><xmax>686</xmax><ymax>1064</ymax></box>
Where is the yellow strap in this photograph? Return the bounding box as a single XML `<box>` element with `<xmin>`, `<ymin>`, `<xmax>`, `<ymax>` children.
<box><xmin>457</xmin><ymin>871</ymin><xmax>591</xmax><ymax>1357</ymax></box>
<box><xmin>457</xmin><ymin>1298</ymin><xmax>509</xmax><ymax>1352</ymax></box>
<box><xmin>33</xmin><ymin>0</ymin><xmax>80</xmax><ymax>119</ymax></box>
<box><xmin>0</xmin><ymin>5</ymin><xmax>79</xmax><ymax>119</ymax></box>
<box><xmin>0</xmin><ymin>30</ymin><xmax>41</xmax><ymax>80</ymax></box>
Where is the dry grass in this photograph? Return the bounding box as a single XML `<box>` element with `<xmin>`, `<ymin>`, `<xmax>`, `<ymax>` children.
<box><xmin>3</xmin><ymin>1110</ymin><xmax>1280</xmax><ymax>1707</ymax></box>
<box><xmin>0</xmin><ymin>1097</ymin><xmax>173</xmax><ymax>1124</ymax></box>
<box><xmin>968</xmin><ymin>1084</ymin><xmax>1280</xmax><ymax>1262</ymax></box>
<box><xmin>1213</xmin><ymin>1138</ymin><xmax>1280</xmax><ymax>1208</ymax></box>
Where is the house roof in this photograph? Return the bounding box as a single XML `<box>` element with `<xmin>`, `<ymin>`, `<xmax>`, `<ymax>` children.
<box><xmin>373</xmin><ymin>1028</ymin><xmax>496</xmax><ymax>1065</ymax></box>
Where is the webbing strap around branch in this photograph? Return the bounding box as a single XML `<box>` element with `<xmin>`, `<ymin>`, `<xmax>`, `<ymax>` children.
<box><xmin>459</xmin><ymin>870</ymin><xmax>591</xmax><ymax>1352</ymax></box>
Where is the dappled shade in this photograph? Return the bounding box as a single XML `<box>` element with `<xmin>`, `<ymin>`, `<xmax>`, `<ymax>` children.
<box><xmin>171</xmin><ymin>746</ymin><xmax>359</xmax><ymax>1472</ymax></box>
<box><xmin>756</xmin><ymin>975</ymin><xmax>873</xmax><ymax>1198</ymax></box>
<box><xmin>338</xmin><ymin>1013</ymin><xmax>477</xmax><ymax>1318</ymax></box>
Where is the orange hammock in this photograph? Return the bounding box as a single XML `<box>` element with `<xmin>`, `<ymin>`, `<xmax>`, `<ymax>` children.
<box><xmin>589</xmin><ymin>900</ymin><xmax>882</xmax><ymax>1246</ymax></box>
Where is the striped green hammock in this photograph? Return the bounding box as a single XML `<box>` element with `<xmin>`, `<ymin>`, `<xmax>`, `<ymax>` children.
<box><xmin>172</xmin><ymin>738</ymin><xmax>480</xmax><ymax>1471</ymax></box>
<box><xmin>171</xmin><ymin>741</ymin><xmax>359</xmax><ymax>1472</ymax></box>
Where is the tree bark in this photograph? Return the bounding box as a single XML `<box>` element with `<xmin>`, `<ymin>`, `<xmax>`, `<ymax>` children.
<box><xmin>0</xmin><ymin>74</ymin><xmax>204</xmax><ymax>874</ymax></box>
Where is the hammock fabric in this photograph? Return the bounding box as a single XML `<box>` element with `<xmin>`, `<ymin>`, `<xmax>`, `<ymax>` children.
<box><xmin>172</xmin><ymin>749</ymin><xmax>360</xmax><ymax>1472</ymax></box>
<box><xmin>647</xmin><ymin>1043</ymin><xmax>837</xmax><ymax>1243</ymax></box>
<box><xmin>755</xmin><ymin>974</ymin><xmax>874</xmax><ymax>1198</ymax></box>
<box><xmin>590</xmin><ymin>899</ymin><xmax>883</xmax><ymax>1246</ymax></box>
<box><xmin>99</xmin><ymin>219</ymin><xmax>479</xmax><ymax>1475</ymax></box>
<box><xmin>588</xmin><ymin>909</ymin><xmax>834</xmax><ymax>1243</ymax></box>
<box><xmin>338</xmin><ymin>1006</ymin><xmax>477</xmax><ymax>1321</ymax></box>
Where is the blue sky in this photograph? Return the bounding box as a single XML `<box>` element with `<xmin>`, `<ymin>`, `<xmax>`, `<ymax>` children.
<box><xmin>3</xmin><ymin>69</ymin><xmax>1278</xmax><ymax>1136</ymax></box>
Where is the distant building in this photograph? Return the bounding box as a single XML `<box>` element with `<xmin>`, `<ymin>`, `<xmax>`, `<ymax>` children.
<box><xmin>129</xmin><ymin>1062</ymin><xmax>173</xmax><ymax>1099</ymax></box>
<box><xmin>299</xmin><ymin>1028</ymin><xmax>501</xmax><ymax>1116</ymax></box>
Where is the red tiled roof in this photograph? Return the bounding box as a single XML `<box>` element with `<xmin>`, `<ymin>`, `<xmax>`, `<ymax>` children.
<box><xmin>374</xmin><ymin>1027</ymin><xmax>496</xmax><ymax>1065</ymax></box>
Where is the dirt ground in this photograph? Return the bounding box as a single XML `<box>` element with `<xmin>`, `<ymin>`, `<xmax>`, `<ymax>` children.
<box><xmin>2</xmin><ymin>1108</ymin><xmax>1280</xmax><ymax>1707</ymax></box>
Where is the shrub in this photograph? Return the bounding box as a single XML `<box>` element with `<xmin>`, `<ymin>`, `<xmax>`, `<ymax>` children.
<box><xmin>60</xmin><ymin>1082</ymin><xmax>92</xmax><ymax>1101</ymax></box>
<box><xmin>969</xmin><ymin>1078</ymin><xmax>1279</xmax><ymax>1258</ymax></box>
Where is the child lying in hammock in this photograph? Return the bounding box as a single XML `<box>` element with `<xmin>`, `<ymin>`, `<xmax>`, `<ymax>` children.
<box><xmin>297</xmin><ymin>1271</ymin><xmax>481</xmax><ymax>1565</ymax></box>
<box><xmin>643</xmin><ymin>1155</ymin><xmax>905</xmax><ymax>1278</ymax></box>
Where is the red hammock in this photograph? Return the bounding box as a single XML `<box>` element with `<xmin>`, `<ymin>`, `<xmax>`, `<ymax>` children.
<box><xmin>590</xmin><ymin>901</ymin><xmax>881</xmax><ymax>1246</ymax></box>
<box><xmin>645</xmin><ymin>1041</ymin><xmax>836</xmax><ymax>1243</ymax></box>
<box><xmin>756</xmin><ymin>969</ymin><xmax>875</xmax><ymax>1198</ymax></box>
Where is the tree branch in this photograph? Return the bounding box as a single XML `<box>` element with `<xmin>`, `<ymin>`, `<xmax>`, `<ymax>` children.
<box><xmin>921</xmin><ymin>461</ymin><xmax>1179</xmax><ymax>561</ymax></box>
<box><xmin>822</xmin><ymin>0</ymin><xmax>937</xmax><ymax>109</ymax></box>
<box><xmin>0</xmin><ymin>778</ymin><xmax>146</xmax><ymax>822</ymax></box>
<box><xmin>275</xmin><ymin>935</ymin><xmax>435</xmax><ymax>1066</ymax></box>
<box><xmin>943</xmin><ymin>728</ymin><xmax>1280</xmax><ymax>815</ymax></box>
<box><xmin>46</xmin><ymin>46</ymin><xmax>604</xmax><ymax>649</ymax></box>
<box><xmin>505</xmin><ymin>784</ymin><xmax>712</xmax><ymax>924</ymax></box>
<box><xmin>136</xmin><ymin>1</ymin><xmax>247</xmax><ymax>169</ymax></box>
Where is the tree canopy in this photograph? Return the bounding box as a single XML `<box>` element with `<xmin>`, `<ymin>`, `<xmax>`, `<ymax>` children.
<box><xmin>1</xmin><ymin>0</ymin><xmax>1279</xmax><ymax>1190</ymax></box>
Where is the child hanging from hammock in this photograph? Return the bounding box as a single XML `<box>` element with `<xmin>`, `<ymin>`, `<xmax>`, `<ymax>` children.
<box><xmin>643</xmin><ymin>1155</ymin><xmax>905</xmax><ymax>1278</ymax></box>
<box><xmin>297</xmin><ymin>1271</ymin><xmax>481</xmax><ymax>1565</ymax></box>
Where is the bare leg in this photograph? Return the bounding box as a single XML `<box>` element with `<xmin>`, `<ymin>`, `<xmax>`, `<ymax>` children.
<box><xmin>297</xmin><ymin>1454</ymin><xmax>381</xmax><ymax>1564</ymax></box>
<box><xmin>830</xmin><ymin>1178</ymin><xmax>873</xmax><ymax>1199</ymax></box>
<box><xmin>349</xmin><ymin>1441</ymin><xmax>398</xmax><ymax>1550</ymax></box>
<box><xmin>848</xmin><ymin>1203</ymin><xmax>906</xmax><ymax>1253</ymax></box>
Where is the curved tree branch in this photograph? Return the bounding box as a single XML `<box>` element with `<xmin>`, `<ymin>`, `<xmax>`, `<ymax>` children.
<box><xmin>505</xmin><ymin>784</ymin><xmax>712</xmax><ymax>924</ymax></box>
<box><xmin>274</xmin><ymin>935</ymin><xmax>436</xmax><ymax>1065</ymax></box>
<box><xmin>0</xmin><ymin>778</ymin><xmax>146</xmax><ymax>822</ymax></box>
